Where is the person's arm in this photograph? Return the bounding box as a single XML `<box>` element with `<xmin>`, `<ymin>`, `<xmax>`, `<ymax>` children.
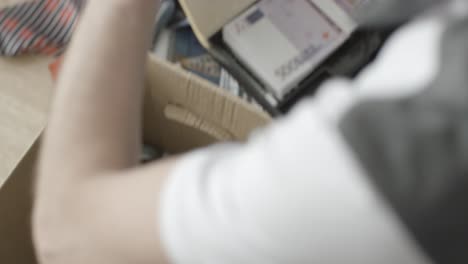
<box><xmin>33</xmin><ymin>1</ymin><xmax>175</xmax><ymax>263</ymax></box>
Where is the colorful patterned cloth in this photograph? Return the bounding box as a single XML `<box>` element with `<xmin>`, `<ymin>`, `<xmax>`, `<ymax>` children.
<box><xmin>0</xmin><ymin>0</ymin><xmax>83</xmax><ymax>56</ymax></box>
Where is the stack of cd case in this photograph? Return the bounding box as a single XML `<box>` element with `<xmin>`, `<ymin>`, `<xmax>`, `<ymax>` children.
<box><xmin>180</xmin><ymin>0</ymin><xmax>386</xmax><ymax>116</ymax></box>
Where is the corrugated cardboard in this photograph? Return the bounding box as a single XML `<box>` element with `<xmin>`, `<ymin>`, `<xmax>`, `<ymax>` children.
<box><xmin>144</xmin><ymin>54</ymin><xmax>270</xmax><ymax>152</ymax></box>
<box><xmin>179</xmin><ymin>0</ymin><xmax>255</xmax><ymax>47</ymax></box>
<box><xmin>0</xmin><ymin>53</ymin><xmax>270</xmax><ymax>263</ymax></box>
<box><xmin>0</xmin><ymin>142</ymin><xmax>39</xmax><ymax>263</ymax></box>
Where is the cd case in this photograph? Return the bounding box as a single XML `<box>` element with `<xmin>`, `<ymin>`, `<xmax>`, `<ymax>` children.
<box><xmin>223</xmin><ymin>0</ymin><xmax>355</xmax><ymax>99</ymax></box>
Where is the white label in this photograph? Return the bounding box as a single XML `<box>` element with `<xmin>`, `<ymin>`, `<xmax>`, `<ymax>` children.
<box><xmin>259</xmin><ymin>0</ymin><xmax>343</xmax><ymax>51</ymax></box>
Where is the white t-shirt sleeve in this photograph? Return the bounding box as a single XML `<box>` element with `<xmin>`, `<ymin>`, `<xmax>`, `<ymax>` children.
<box><xmin>159</xmin><ymin>99</ymin><xmax>430</xmax><ymax>264</ymax></box>
<box><xmin>158</xmin><ymin>11</ymin><xmax>452</xmax><ymax>264</ymax></box>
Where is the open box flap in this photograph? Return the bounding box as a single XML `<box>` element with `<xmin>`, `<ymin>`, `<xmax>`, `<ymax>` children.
<box><xmin>143</xmin><ymin>54</ymin><xmax>271</xmax><ymax>153</ymax></box>
<box><xmin>178</xmin><ymin>0</ymin><xmax>256</xmax><ymax>48</ymax></box>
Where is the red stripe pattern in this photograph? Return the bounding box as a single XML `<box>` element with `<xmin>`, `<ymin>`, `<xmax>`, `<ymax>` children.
<box><xmin>0</xmin><ymin>0</ymin><xmax>83</xmax><ymax>56</ymax></box>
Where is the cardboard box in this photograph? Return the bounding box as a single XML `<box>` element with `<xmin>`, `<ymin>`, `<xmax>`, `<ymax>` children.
<box><xmin>0</xmin><ymin>142</ymin><xmax>39</xmax><ymax>263</ymax></box>
<box><xmin>143</xmin><ymin>55</ymin><xmax>271</xmax><ymax>152</ymax></box>
<box><xmin>0</xmin><ymin>54</ymin><xmax>271</xmax><ymax>263</ymax></box>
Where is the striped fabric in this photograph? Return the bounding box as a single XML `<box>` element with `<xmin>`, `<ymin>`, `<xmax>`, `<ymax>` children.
<box><xmin>0</xmin><ymin>0</ymin><xmax>83</xmax><ymax>56</ymax></box>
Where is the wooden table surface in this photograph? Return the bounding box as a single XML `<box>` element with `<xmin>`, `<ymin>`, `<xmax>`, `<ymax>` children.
<box><xmin>0</xmin><ymin>56</ymin><xmax>53</xmax><ymax>185</ymax></box>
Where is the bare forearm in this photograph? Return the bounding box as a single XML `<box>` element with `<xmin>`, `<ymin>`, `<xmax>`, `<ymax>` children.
<box><xmin>33</xmin><ymin>2</ymin><xmax>175</xmax><ymax>263</ymax></box>
<box><xmin>40</xmin><ymin>0</ymin><xmax>160</xmax><ymax>185</ymax></box>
